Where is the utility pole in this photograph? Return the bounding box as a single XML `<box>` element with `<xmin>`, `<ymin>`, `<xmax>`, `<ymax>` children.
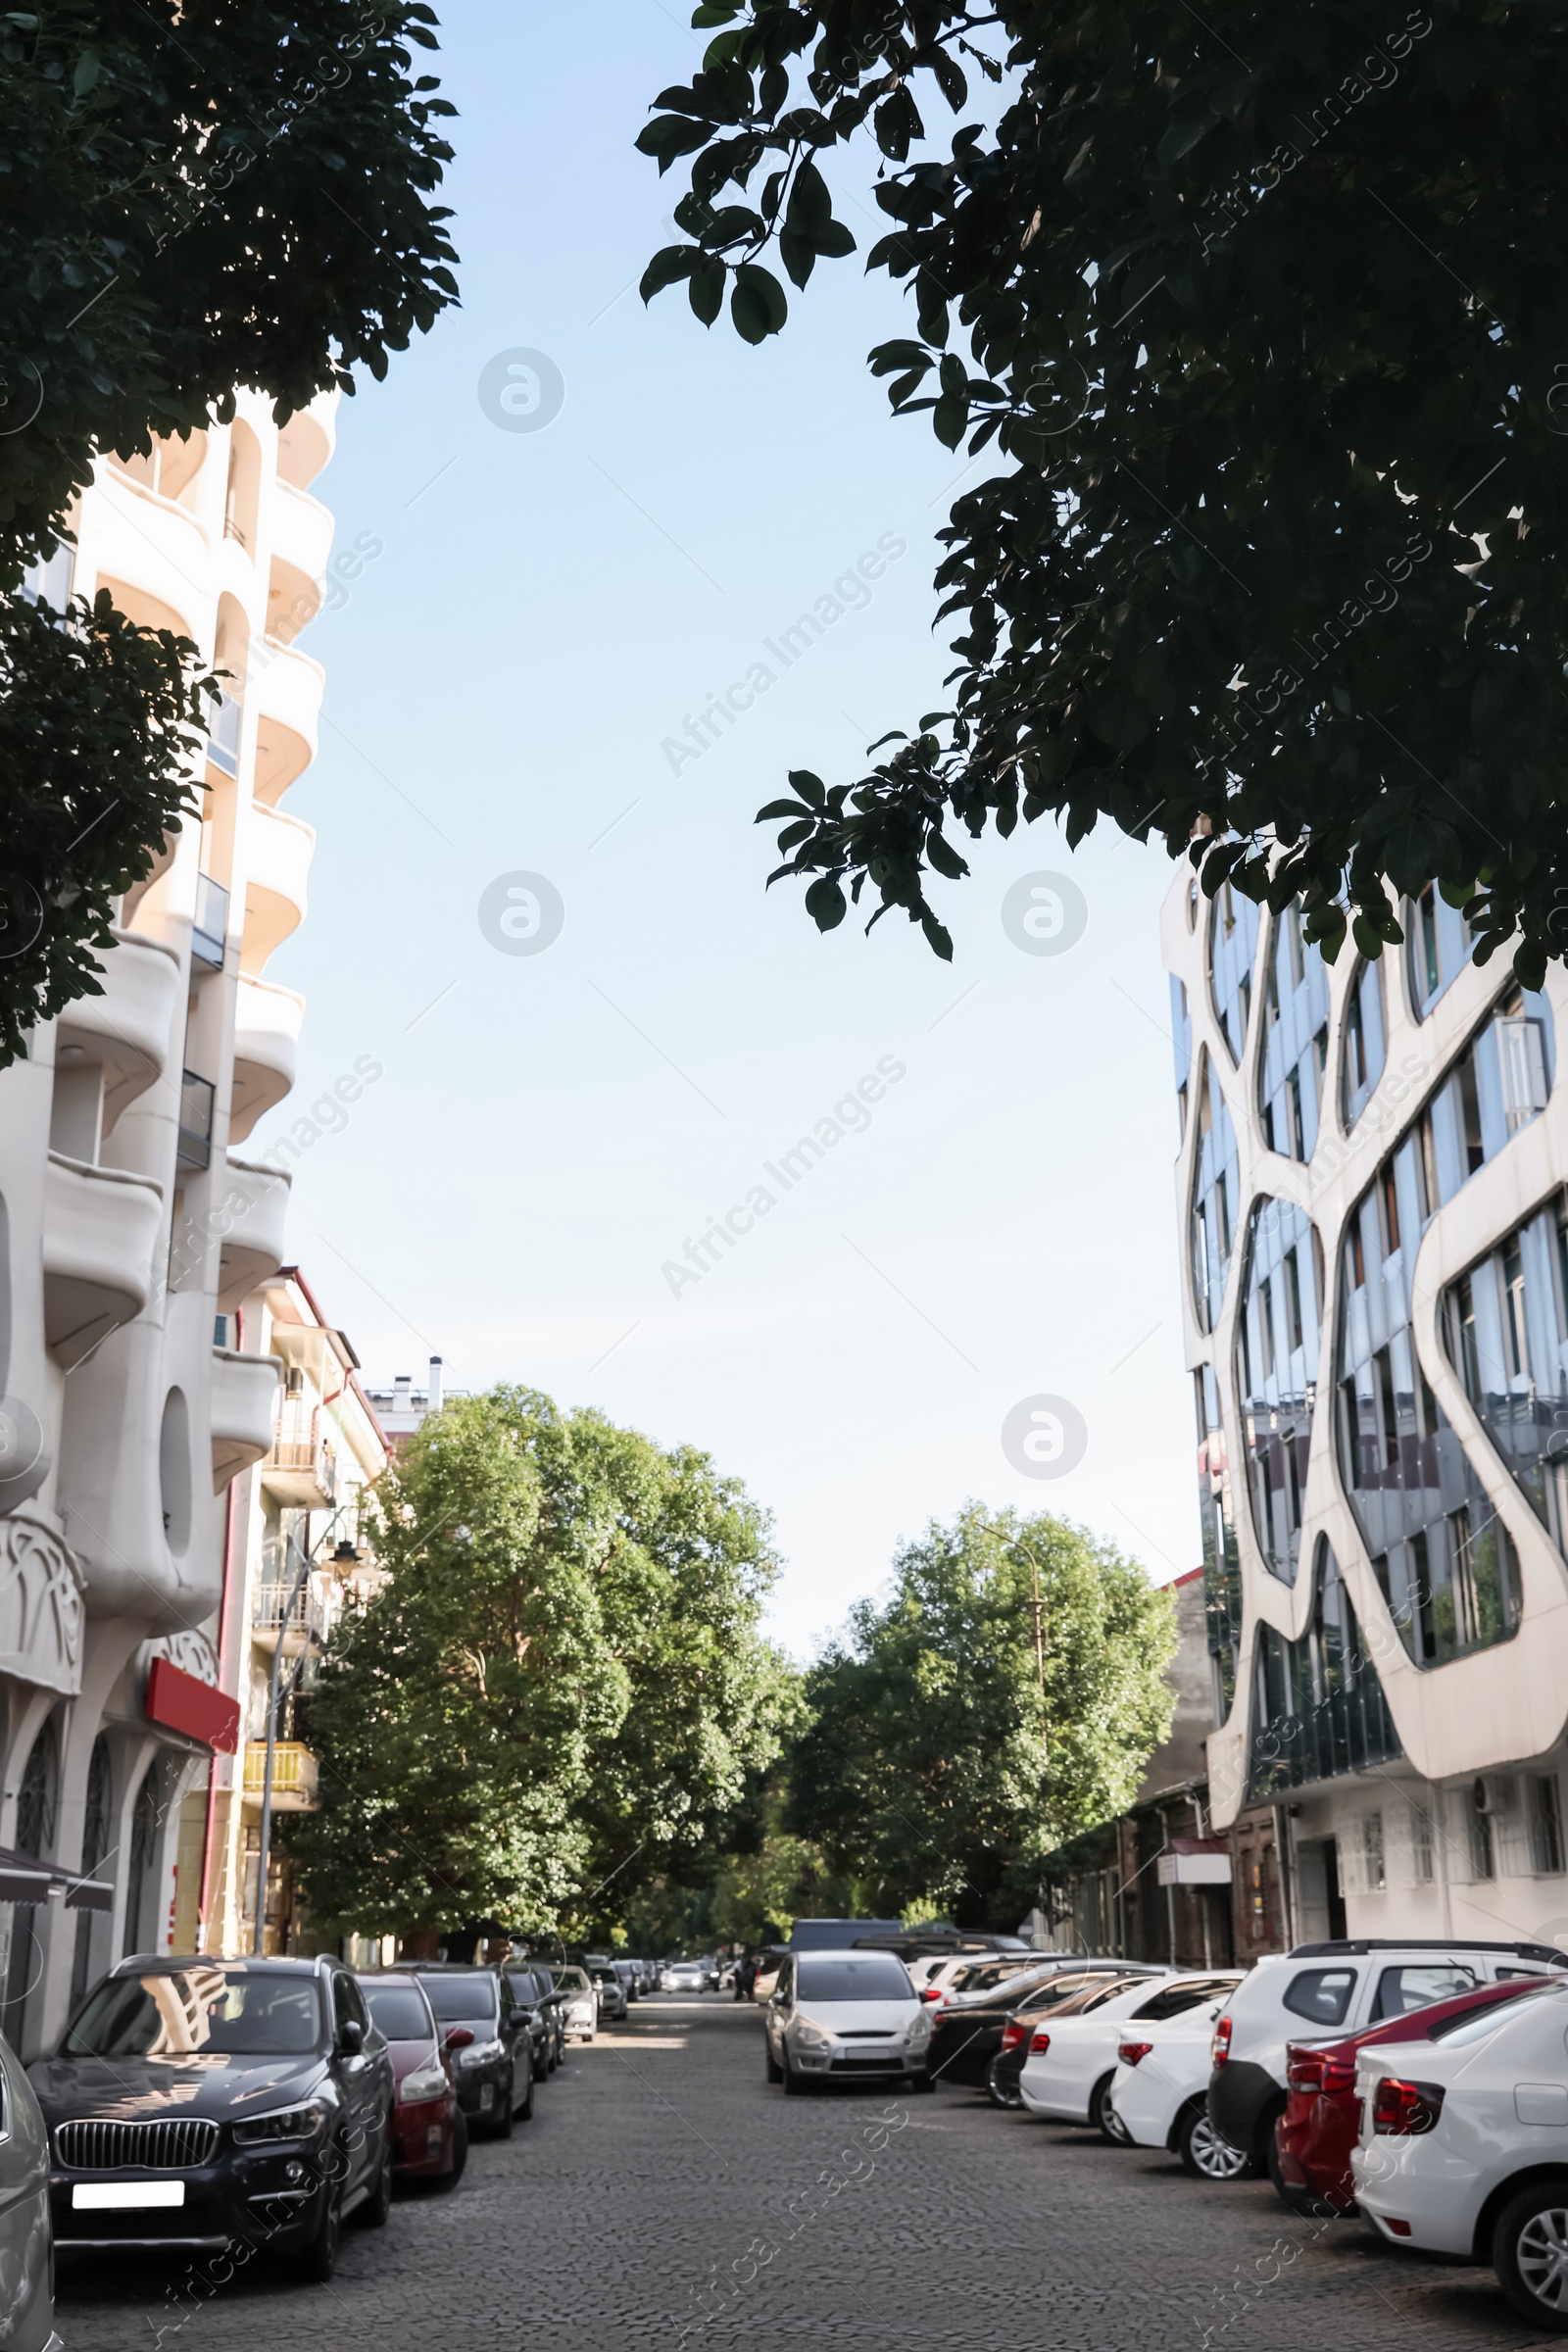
<box><xmin>1025</xmin><ymin>1547</ymin><xmax>1048</xmax><ymax>1765</ymax></box>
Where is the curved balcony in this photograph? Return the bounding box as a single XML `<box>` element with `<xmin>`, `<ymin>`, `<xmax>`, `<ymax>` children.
<box><xmin>90</xmin><ymin>479</ymin><xmax>208</xmax><ymax>640</ymax></box>
<box><xmin>240</xmin><ymin>803</ymin><xmax>313</xmax><ymax>976</ymax></box>
<box><xmin>270</xmin><ymin>478</ymin><xmax>333</xmax><ymax>592</ymax></box>
<box><xmin>230</xmin><ymin>976</ymin><xmax>304</xmax><ymax>1143</ymax></box>
<box><xmin>55</xmin><ymin>929</ymin><xmax>181</xmax><ymax>1137</ymax></box>
<box><xmin>260</xmin><ymin>1399</ymin><xmax>337</xmax><ymax>1507</ymax></box>
<box><xmin>251</xmin><ymin>639</ymin><xmax>323</xmax><ymax>805</ymax></box>
<box><xmin>216</xmin><ymin>1156</ymin><xmax>292</xmax><ymax>1308</ymax></box>
<box><xmin>275</xmin><ymin>394</ymin><xmax>336</xmax><ymax>491</ymax></box>
<box><xmin>41</xmin><ymin>1154</ymin><xmax>162</xmax><ymax>1364</ymax></box>
<box><xmin>210</xmin><ymin>1348</ymin><xmax>283</xmax><ymax>1489</ymax></box>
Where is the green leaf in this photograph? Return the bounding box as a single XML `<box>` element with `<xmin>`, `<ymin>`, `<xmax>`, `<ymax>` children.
<box><xmin>731</xmin><ymin>263</ymin><xmax>787</xmax><ymax>343</ymax></box>
<box><xmin>806</xmin><ymin>875</ymin><xmax>848</xmax><ymax>929</ymax></box>
<box><xmin>689</xmin><ymin>258</ymin><xmax>725</xmax><ymax>325</ymax></box>
<box><xmin>789</xmin><ymin>769</ymin><xmax>826</xmax><ymax>808</ymax></box>
<box><xmin>640</xmin><ymin>244</ymin><xmax>699</xmax><ymax>302</ymax></box>
<box><xmin>73</xmin><ymin>46</ymin><xmax>99</xmax><ymax>95</ymax></box>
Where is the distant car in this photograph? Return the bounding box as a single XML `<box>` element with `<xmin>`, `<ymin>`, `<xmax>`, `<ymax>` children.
<box><xmin>664</xmin><ymin>1960</ymin><xmax>708</xmax><ymax>1995</ymax></box>
<box><xmin>549</xmin><ymin>1965</ymin><xmax>598</xmax><ymax>2040</ymax></box>
<box><xmin>404</xmin><ymin>1965</ymin><xmax>531</xmax><ymax>2136</ymax></box>
<box><xmin>34</xmin><ymin>1956</ymin><xmax>394</xmax><ymax>2281</ymax></box>
<box><xmin>925</xmin><ymin>1962</ymin><xmax>1164</xmax><ymax>2095</ymax></box>
<box><xmin>0</xmin><ymin>2026</ymin><xmax>55</xmax><ymax>2348</ymax></box>
<box><xmin>358</xmin><ymin>1972</ymin><xmax>466</xmax><ymax>2187</ymax></box>
<box><xmin>589</xmin><ymin>1965</ymin><xmax>627</xmax><ymax>2022</ymax></box>
<box><xmin>1276</xmin><ymin>1976</ymin><xmax>1555</xmax><ymax>2215</ymax></box>
<box><xmin>498</xmin><ymin>1966</ymin><xmax>562</xmax><ymax>2079</ymax></box>
<box><xmin>612</xmin><ymin>1961</ymin><xmax>641</xmax><ymax>2004</ymax></box>
<box><xmin>1021</xmin><ymin>1972</ymin><xmax>1243</xmax><ymax>2140</ymax></box>
<box><xmin>764</xmin><ymin>1949</ymin><xmax>932</xmax><ymax>2094</ymax></box>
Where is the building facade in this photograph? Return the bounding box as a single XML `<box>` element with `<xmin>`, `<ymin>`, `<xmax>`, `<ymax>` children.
<box><xmin>1164</xmin><ymin>867</ymin><xmax>1568</xmax><ymax>1948</ymax></box>
<box><xmin>0</xmin><ymin>387</ymin><xmax>341</xmax><ymax>2052</ymax></box>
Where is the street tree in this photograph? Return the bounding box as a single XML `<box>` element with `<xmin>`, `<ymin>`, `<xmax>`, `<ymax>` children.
<box><xmin>787</xmin><ymin>1505</ymin><xmax>1176</xmax><ymax>1927</ymax></box>
<box><xmin>641</xmin><ymin>3</ymin><xmax>1568</xmax><ymax>986</ymax></box>
<box><xmin>0</xmin><ymin>0</ymin><xmax>458</xmax><ymax>1058</ymax></box>
<box><xmin>284</xmin><ymin>1387</ymin><xmax>795</xmax><ymax>1946</ymax></box>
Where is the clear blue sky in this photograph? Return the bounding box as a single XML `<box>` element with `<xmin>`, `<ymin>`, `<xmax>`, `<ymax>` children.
<box><xmin>257</xmin><ymin>0</ymin><xmax>1200</xmax><ymax>1655</ymax></box>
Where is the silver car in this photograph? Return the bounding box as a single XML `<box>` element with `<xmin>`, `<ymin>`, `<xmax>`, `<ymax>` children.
<box><xmin>589</xmin><ymin>1966</ymin><xmax>627</xmax><ymax>2022</ymax></box>
<box><xmin>0</xmin><ymin>2031</ymin><xmax>54</xmax><ymax>2350</ymax></box>
<box><xmin>764</xmin><ymin>1949</ymin><xmax>932</xmax><ymax>2094</ymax></box>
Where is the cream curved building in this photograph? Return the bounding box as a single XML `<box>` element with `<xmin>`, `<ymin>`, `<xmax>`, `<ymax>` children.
<box><xmin>1166</xmin><ymin>869</ymin><xmax>1568</xmax><ymax>1945</ymax></box>
<box><xmin>0</xmin><ymin>389</ymin><xmax>345</xmax><ymax>2051</ymax></box>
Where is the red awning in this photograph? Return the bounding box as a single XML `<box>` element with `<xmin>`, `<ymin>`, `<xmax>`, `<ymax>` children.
<box><xmin>146</xmin><ymin>1658</ymin><xmax>241</xmax><ymax>1755</ymax></box>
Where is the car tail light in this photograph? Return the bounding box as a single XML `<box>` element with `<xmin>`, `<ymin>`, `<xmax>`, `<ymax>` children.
<box><xmin>1371</xmin><ymin>2077</ymin><xmax>1446</xmax><ymax>2136</ymax></box>
<box><xmin>1028</xmin><ymin>2029</ymin><xmax>1051</xmax><ymax>2055</ymax></box>
<box><xmin>1001</xmin><ymin>2020</ymin><xmax>1027</xmax><ymax>2052</ymax></box>
<box><xmin>1118</xmin><ymin>2041</ymin><xmax>1153</xmax><ymax>2068</ymax></box>
<box><xmin>1285</xmin><ymin>2046</ymin><xmax>1355</xmax><ymax>2092</ymax></box>
<box><xmin>921</xmin><ymin>1987</ymin><xmax>945</xmax><ymax>2004</ymax></box>
<box><xmin>1211</xmin><ymin>2016</ymin><xmax>1232</xmax><ymax>2069</ymax></box>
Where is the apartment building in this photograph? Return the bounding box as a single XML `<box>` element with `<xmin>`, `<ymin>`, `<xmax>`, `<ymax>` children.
<box><xmin>0</xmin><ymin>388</ymin><xmax>342</xmax><ymax>2052</ymax></box>
<box><xmin>1165</xmin><ymin>869</ymin><xmax>1568</xmax><ymax>1947</ymax></box>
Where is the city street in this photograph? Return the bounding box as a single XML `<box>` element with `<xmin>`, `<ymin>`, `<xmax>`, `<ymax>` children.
<box><xmin>58</xmin><ymin>1994</ymin><xmax>1537</xmax><ymax>2351</ymax></box>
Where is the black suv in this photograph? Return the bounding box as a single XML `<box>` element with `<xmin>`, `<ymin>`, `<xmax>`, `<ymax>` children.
<box><xmin>403</xmin><ymin>1965</ymin><xmax>532</xmax><ymax>2136</ymax></box>
<box><xmin>32</xmin><ymin>1954</ymin><xmax>394</xmax><ymax>2282</ymax></box>
<box><xmin>499</xmin><ymin>1966</ymin><xmax>564</xmax><ymax>2079</ymax></box>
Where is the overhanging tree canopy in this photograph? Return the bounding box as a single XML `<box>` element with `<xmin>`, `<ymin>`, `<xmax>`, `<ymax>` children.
<box><xmin>641</xmin><ymin>2</ymin><xmax>1568</xmax><ymax>984</ymax></box>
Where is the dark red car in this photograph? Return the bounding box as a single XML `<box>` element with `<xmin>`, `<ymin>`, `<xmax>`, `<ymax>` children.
<box><xmin>358</xmin><ymin>1972</ymin><xmax>466</xmax><ymax>2187</ymax></box>
<box><xmin>1274</xmin><ymin>1976</ymin><xmax>1554</xmax><ymax>2214</ymax></box>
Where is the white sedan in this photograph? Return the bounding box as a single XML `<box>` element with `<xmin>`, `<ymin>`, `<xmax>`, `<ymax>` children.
<box><xmin>1019</xmin><ymin>1971</ymin><xmax>1243</xmax><ymax>2140</ymax></box>
<box><xmin>1110</xmin><ymin>2000</ymin><xmax>1250</xmax><ymax>2178</ymax></box>
<box><xmin>764</xmin><ymin>1949</ymin><xmax>932</xmax><ymax>2094</ymax></box>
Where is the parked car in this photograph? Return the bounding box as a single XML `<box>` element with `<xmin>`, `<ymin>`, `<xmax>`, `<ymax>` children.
<box><xmin>0</xmin><ymin>2025</ymin><xmax>55</xmax><ymax>2347</ymax></box>
<box><xmin>664</xmin><ymin>1959</ymin><xmax>708</xmax><ymax>1995</ymax></box>
<box><xmin>1277</xmin><ymin>1974</ymin><xmax>1559</xmax><ymax>2218</ymax></box>
<box><xmin>1111</xmin><ymin>2003</ymin><xmax>1252</xmax><ymax>2180</ymax></box>
<box><xmin>1207</xmin><ymin>1938</ymin><xmax>1560</xmax><ymax>2173</ymax></box>
<box><xmin>919</xmin><ymin>1951</ymin><xmax>1070</xmax><ymax>2022</ymax></box>
<box><xmin>357</xmin><ymin>1972</ymin><xmax>466</xmax><ymax>2187</ymax></box>
<box><xmin>403</xmin><ymin>1964</ymin><xmax>531</xmax><ymax>2136</ymax></box>
<box><xmin>1021</xmin><ymin>1972</ymin><xmax>1243</xmax><ymax>2139</ymax></box>
<box><xmin>612</xmin><ymin>1961</ymin><xmax>641</xmax><ymax>2004</ymax></box>
<box><xmin>499</xmin><ymin>1965</ymin><xmax>562</xmax><ymax>2079</ymax></box>
<box><xmin>34</xmin><ymin>1956</ymin><xmax>394</xmax><ymax>2281</ymax></box>
<box><xmin>764</xmin><ymin>1949</ymin><xmax>931</xmax><ymax>2094</ymax></box>
<box><xmin>1349</xmin><ymin>1976</ymin><xmax>1568</xmax><ymax>2330</ymax></box>
<box><xmin>752</xmin><ymin>1946</ymin><xmax>789</xmax><ymax>2003</ymax></box>
<box><xmin>549</xmin><ymin>1964</ymin><xmax>598</xmax><ymax>2040</ymax></box>
<box><xmin>926</xmin><ymin>1962</ymin><xmax>1165</xmax><ymax>2096</ymax></box>
<box><xmin>589</xmin><ymin>1964</ymin><xmax>628</xmax><ymax>2022</ymax></box>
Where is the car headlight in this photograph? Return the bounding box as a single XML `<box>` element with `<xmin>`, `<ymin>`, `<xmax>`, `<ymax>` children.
<box><xmin>905</xmin><ymin>2014</ymin><xmax>932</xmax><ymax>2041</ymax></box>
<box><xmin>233</xmin><ymin>2099</ymin><xmax>329</xmax><ymax>2146</ymax></box>
<box><xmin>399</xmin><ymin>2065</ymin><xmax>450</xmax><ymax>2105</ymax></box>
<box><xmin>457</xmin><ymin>2038</ymin><xmax>505</xmax><ymax>2069</ymax></box>
<box><xmin>792</xmin><ymin>2022</ymin><xmax>831</xmax><ymax>2051</ymax></box>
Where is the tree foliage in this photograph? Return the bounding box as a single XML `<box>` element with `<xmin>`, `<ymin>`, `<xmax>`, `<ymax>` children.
<box><xmin>0</xmin><ymin>0</ymin><xmax>458</xmax><ymax>1057</ymax></box>
<box><xmin>786</xmin><ymin>1505</ymin><xmax>1176</xmax><ymax>1928</ymax></box>
<box><xmin>643</xmin><ymin>2</ymin><xmax>1568</xmax><ymax>985</ymax></box>
<box><xmin>283</xmin><ymin>1388</ymin><xmax>797</xmax><ymax>1943</ymax></box>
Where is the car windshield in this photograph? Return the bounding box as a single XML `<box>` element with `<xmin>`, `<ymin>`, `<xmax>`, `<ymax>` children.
<box><xmin>416</xmin><ymin>1975</ymin><xmax>499</xmax><ymax>2025</ymax></box>
<box><xmin>552</xmin><ymin>1968</ymin><xmax>591</xmax><ymax>1994</ymax></box>
<box><xmin>797</xmin><ymin>1956</ymin><xmax>911</xmax><ymax>2003</ymax></box>
<box><xmin>65</xmin><ymin>1967</ymin><xmax>323</xmax><ymax>2057</ymax></box>
<box><xmin>361</xmin><ymin>1984</ymin><xmax>435</xmax><ymax>2041</ymax></box>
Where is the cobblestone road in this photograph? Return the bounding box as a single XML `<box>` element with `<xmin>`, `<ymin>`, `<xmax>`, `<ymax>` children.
<box><xmin>59</xmin><ymin>1995</ymin><xmax>1543</xmax><ymax>2351</ymax></box>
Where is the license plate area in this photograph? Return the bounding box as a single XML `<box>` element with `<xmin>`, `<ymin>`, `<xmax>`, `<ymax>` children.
<box><xmin>73</xmin><ymin>2180</ymin><xmax>186</xmax><ymax>2210</ymax></box>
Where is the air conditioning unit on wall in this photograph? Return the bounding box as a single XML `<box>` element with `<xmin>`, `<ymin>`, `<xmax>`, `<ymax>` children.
<box><xmin>1474</xmin><ymin>1776</ymin><xmax>1518</xmax><ymax>1819</ymax></box>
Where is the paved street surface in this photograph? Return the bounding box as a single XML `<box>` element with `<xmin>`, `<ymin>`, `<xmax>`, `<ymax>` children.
<box><xmin>61</xmin><ymin>1995</ymin><xmax>1539</xmax><ymax>2350</ymax></box>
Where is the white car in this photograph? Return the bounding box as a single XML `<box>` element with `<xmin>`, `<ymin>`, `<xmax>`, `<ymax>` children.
<box><xmin>1208</xmin><ymin>1938</ymin><xmax>1560</xmax><ymax>2175</ymax></box>
<box><xmin>1349</xmin><ymin>1976</ymin><xmax>1568</xmax><ymax>2330</ymax></box>
<box><xmin>1020</xmin><ymin>1971</ymin><xmax>1244</xmax><ymax>2140</ymax></box>
<box><xmin>917</xmin><ymin>1950</ymin><xmax>1073</xmax><ymax>2020</ymax></box>
<box><xmin>764</xmin><ymin>1948</ymin><xmax>932</xmax><ymax>2095</ymax></box>
<box><xmin>1111</xmin><ymin>2001</ymin><xmax>1252</xmax><ymax>2179</ymax></box>
<box><xmin>547</xmin><ymin>1964</ymin><xmax>598</xmax><ymax>2040</ymax></box>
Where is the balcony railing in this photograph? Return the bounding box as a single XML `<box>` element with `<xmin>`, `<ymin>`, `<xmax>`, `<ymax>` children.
<box><xmin>207</xmin><ymin>689</ymin><xmax>242</xmax><ymax>777</ymax></box>
<box><xmin>192</xmin><ymin>872</ymin><xmax>229</xmax><ymax>971</ymax></box>
<box><xmin>252</xmin><ymin>1582</ymin><xmax>314</xmax><ymax>1638</ymax></box>
<box><xmin>243</xmin><ymin>1740</ymin><xmax>318</xmax><ymax>1808</ymax></box>
<box><xmin>176</xmin><ymin>1069</ymin><xmax>215</xmax><ymax>1171</ymax></box>
<box><xmin>263</xmin><ymin>1399</ymin><xmax>337</xmax><ymax>1497</ymax></box>
<box><xmin>1249</xmin><ymin>1671</ymin><xmax>1403</xmax><ymax>1799</ymax></box>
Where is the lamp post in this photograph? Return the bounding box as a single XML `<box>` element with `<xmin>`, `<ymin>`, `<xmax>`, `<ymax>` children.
<box><xmin>253</xmin><ymin>1522</ymin><xmax>359</xmax><ymax>1955</ymax></box>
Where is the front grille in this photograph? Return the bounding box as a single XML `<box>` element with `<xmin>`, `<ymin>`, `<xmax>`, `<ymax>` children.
<box><xmin>57</xmin><ymin>2118</ymin><xmax>220</xmax><ymax>2172</ymax></box>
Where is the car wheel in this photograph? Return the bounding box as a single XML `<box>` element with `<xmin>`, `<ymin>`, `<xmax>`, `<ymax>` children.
<box><xmin>765</xmin><ymin>2040</ymin><xmax>783</xmax><ymax>2084</ymax></box>
<box><xmin>515</xmin><ymin>2058</ymin><xmax>535</xmax><ymax>2123</ymax></box>
<box><xmin>357</xmin><ymin>2121</ymin><xmax>394</xmax><ymax>2228</ymax></box>
<box><xmin>906</xmin><ymin>2071</ymin><xmax>935</xmax><ymax>2095</ymax></box>
<box><xmin>1092</xmin><ymin>2074</ymin><xmax>1132</xmax><ymax>2145</ymax></box>
<box><xmin>1176</xmin><ymin>2100</ymin><xmax>1252</xmax><ymax>2182</ymax></box>
<box><xmin>287</xmin><ymin>2178</ymin><xmax>342</xmax><ymax>2281</ymax></box>
<box><xmin>1493</xmin><ymin>2180</ymin><xmax>1568</xmax><ymax>2331</ymax></box>
<box><xmin>986</xmin><ymin>2056</ymin><xmax>1023</xmax><ymax>2111</ymax></box>
<box><xmin>435</xmin><ymin>2108</ymin><xmax>468</xmax><ymax>2190</ymax></box>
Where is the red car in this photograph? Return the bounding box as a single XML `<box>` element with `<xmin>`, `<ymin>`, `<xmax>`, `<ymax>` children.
<box><xmin>1275</xmin><ymin>1976</ymin><xmax>1552</xmax><ymax>2215</ymax></box>
<box><xmin>358</xmin><ymin>1971</ymin><xmax>466</xmax><ymax>2187</ymax></box>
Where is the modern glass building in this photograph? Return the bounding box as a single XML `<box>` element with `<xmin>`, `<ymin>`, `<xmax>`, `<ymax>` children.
<box><xmin>1163</xmin><ymin>867</ymin><xmax>1568</xmax><ymax>1938</ymax></box>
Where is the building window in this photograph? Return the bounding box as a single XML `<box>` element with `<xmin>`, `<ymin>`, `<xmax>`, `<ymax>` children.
<box><xmin>1209</xmin><ymin>883</ymin><xmax>1260</xmax><ymax>1066</ymax></box>
<box><xmin>3</xmin><ymin>1725</ymin><xmax>57</xmax><ymax>2046</ymax></box>
<box><xmin>1343</xmin><ymin>958</ymin><xmax>1389</xmax><ymax>1128</ymax></box>
<box><xmin>1197</xmin><ymin>1367</ymin><xmax>1242</xmax><ymax>1719</ymax></box>
<box><xmin>1247</xmin><ymin>1538</ymin><xmax>1401</xmax><ymax>1795</ymax></box>
<box><xmin>1360</xmin><ymin>1811</ymin><xmax>1387</xmax><ymax>1892</ymax></box>
<box><xmin>1237</xmin><ymin>1200</ymin><xmax>1321</xmax><ymax>1587</ymax></box>
<box><xmin>122</xmin><ymin>1770</ymin><xmax>160</xmax><ymax>1960</ymax></box>
<box><xmin>70</xmin><ymin>1736</ymin><xmax>111</xmax><ymax>2013</ymax></box>
<box><xmin>1408</xmin><ymin>1800</ymin><xmax>1435</xmax><ymax>1885</ymax></box>
<box><xmin>1171</xmin><ymin>977</ymin><xmax>1192</xmax><ymax>1141</ymax></box>
<box><xmin>1191</xmin><ymin>1053</ymin><xmax>1241</xmax><ymax>1334</ymax></box>
<box><xmin>1466</xmin><ymin>1781</ymin><xmax>1497</xmax><ymax>1883</ymax></box>
<box><xmin>1408</xmin><ymin>885</ymin><xmax>1472</xmax><ymax>1018</ymax></box>
<box><xmin>1258</xmin><ymin>903</ymin><xmax>1330</xmax><ymax>1161</ymax></box>
<box><xmin>1531</xmin><ymin>1777</ymin><xmax>1566</xmax><ymax>1877</ymax></box>
<box><xmin>1445</xmin><ymin>1188</ymin><xmax>1568</xmax><ymax>1561</ymax></box>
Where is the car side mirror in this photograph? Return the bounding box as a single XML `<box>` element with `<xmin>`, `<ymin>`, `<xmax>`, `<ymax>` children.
<box><xmin>339</xmin><ymin>2019</ymin><xmax>365</xmax><ymax>2055</ymax></box>
<box><xmin>509</xmin><ymin>2008</ymin><xmax>529</xmax><ymax>2029</ymax></box>
<box><xmin>444</xmin><ymin>2026</ymin><xmax>474</xmax><ymax>2051</ymax></box>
